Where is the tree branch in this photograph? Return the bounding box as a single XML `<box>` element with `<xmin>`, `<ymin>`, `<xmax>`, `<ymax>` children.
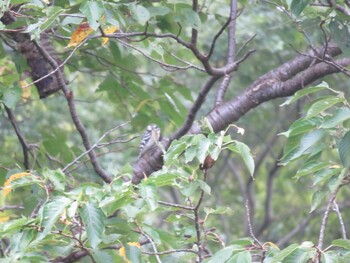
<box><xmin>132</xmin><ymin>47</ymin><xmax>346</xmax><ymax>184</ymax></box>
<box><xmin>171</xmin><ymin>76</ymin><xmax>220</xmax><ymax>140</ymax></box>
<box><xmin>333</xmin><ymin>201</ymin><xmax>347</xmax><ymax>239</ymax></box>
<box><xmin>4</xmin><ymin>106</ymin><xmax>30</xmax><ymax>170</ymax></box>
<box><xmin>326</xmin><ymin>0</ymin><xmax>350</xmax><ymax>16</ymax></box>
<box><xmin>317</xmin><ymin>184</ymin><xmax>343</xmax><ymax>250</ymax></box>
<box><xmin>191</xmin><ymin>0</ymin><xmax>198</xmax><ymax>46</ymax></box>
<box><xmin>199</xmin><ymin>56</ymin><xmax>348</xmax><ymax>134</ymax></box>
<box><xmin>33</xmin><ymin>41</ymin><xmax>112</xmax><ymax>183</ymax></box>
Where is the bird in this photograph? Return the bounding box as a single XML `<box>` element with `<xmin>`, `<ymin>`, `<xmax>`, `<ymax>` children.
<box><xmin>139</xmin><ymin>124</ymin><xmax>162</xmax><ymax>158</ymax></box>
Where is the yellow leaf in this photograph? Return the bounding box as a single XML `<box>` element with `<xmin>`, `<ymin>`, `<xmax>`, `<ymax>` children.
<box><xmin>66</xmin><ymin>22</ymin><xmax>94</xmax><ymax>48</ymax></box>
<box><xmin>101</xmin><ymin>25</ymin><xmax>119</xmax><ymax>45</ymax></box>
<box><xmin>59</xmin><ymin>208</ymin><xmax>72</xmax><ymax>225</ymax></box>
<box><xmin>3</xmin><ymin>172</ymin><xmax>31</xmax><ymax>197</ymax></box>
<box><xmin>20</xmin><ymin>80</ymin><xmax>31</xmax><ymax>102</ymax></box>
<box><xmin>0</xmin><ymin>216</ymin><xmax>10</xmax><ymax>223</ymax></box>
<box><xmin>264</xmin><ymin>241</ymin><xmax>280</xmax><ymax>250</ymax></box>
<box><xmin>119</xmin><ymin>242</ymin><xmax>141</xmax><ymax>262</ymax></box>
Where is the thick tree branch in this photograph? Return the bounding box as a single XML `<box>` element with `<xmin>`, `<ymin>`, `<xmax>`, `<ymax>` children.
<box><xmin>33</xmin><ymin>42</ymin><xmax>112</xmax><ymax>183</ymax></box>
<box><xmin>326</xmin><ymin>0</ymin><xmax>350</xmax><ymax>16</ymax></box>
<box><xmin>133</xmin><ymin>47</ymin><xmax>347</xmax><ymax>183</ymax></box>
<box><xmin>197</xmin><ymin>56</ymin><xmax>348</xmax><ymax>134</ymax></box>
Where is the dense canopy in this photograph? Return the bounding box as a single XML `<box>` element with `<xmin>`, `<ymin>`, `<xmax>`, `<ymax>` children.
<box><xmin>1</xmin><ymin>0</ymin><xmax>350</xmax><ymax>262</ymax></box>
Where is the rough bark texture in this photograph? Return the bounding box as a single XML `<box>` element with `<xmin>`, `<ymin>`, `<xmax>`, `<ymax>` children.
<box><xmin>1</xmin><ymin>8</ymin><xmax>63</xmax><ymax>99</ymax></box>
<box><xmin>132</xmin><ymin>47</ymin><xmax>350</xmax><ymax>184</ymax></box>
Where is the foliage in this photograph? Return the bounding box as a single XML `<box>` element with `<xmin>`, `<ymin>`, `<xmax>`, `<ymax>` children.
<box><xmin>1</xmin><ymin>0</ymin><xmax>350</xmax><ymax>262</ymax></box>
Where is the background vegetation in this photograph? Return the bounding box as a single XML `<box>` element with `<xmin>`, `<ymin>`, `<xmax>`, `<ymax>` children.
<box><xmin>1</xmin><ymin>0</ymin><xmax>350</xmax><ymax>262</ymax></box>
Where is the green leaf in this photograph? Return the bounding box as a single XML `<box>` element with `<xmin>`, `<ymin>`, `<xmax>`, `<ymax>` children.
<box><xmin>232</xmin><ymin>238</ymin><xmax>254</xmax><ymax>246</ymax></box>
<box><xmin>148</xmin><ymin>6</ymin><xmax>171</xmax><ymax>17</ymax></box>
<box><xmin>40</xmin><ymin>6</ymin><xmax>63</xmax><ymax>31</ymax></box>
<box><xmin>338</xmin><ymin>131</ymin><xmax>350</xmax><ymax>168</ymax></box>
<box><xmin>280</xmin><ymin>84</ymin><xmax>327</xmax><ymax>106</ymax></box>
<box><xmin>42</xmin><ymin>168</ymin><xmax>66</xmax><ymax>191</ymax></box>
<box><xmin>131</xmin><ymin>4</ymin><xmax>150</xmax><ymax>25</ymax></box>
<box><xmin>90</xmin><ymin>250</ymin><xmax>115</xmax><ymax>263</ymax></box>
<box><xmin>80</xmin><ymin>1</ymin><xmax>104</xmax><ymax>30</ymax></box>
<box><xmin>174</xmin><ymin>8</ymin><xmax>201</xmax><ymax>30</ymax></box>
<box><xmin>2</xmin><ymin>87</ymin><xmax>21</xmax><ymax>109</ymax></box>
<box><xmin>40</xmin><ymin>196</ymin><xmax>71</xmax><ymax>236</ymax></box>
<box><xmin>279</xmin><ymin>118</ymin><xmax>317</xmax><ymax>138</ymax></box>
<box><xmin>283</xmin><ymin>247</ymin><xmax>316</xmax><ymax>263</ymax></box>
<box><xmin>306</xmin><ymin>97</ymin><xmax>344</xmax><ymax>119</ymax></box>
<box><xmin>206</xmin><ymin>245</ymin><xmax>244</xmax><ymax>263</ymax></box>
<box><xmin>1</xmin><ymin>218</ymin><xmax>33</xmax><ymax>236</ymax></box>
<box><xmin>198</xmin><ymin>180</ymin><xmax>211</xmax><ymax>195</ymax></box>
<box><xmin>164</xmin><ymin>138</ymin><xmax>188</xmax><ymax>164</ymax></box>
<box><xmin>197</xmin><ymin>137</ymin><xmax>211</xmax><ymax>163</ymax></box>
<box><xmin>320</xmin><ymin>107</ymin><xmax>350</xmax><ymax>129</ymax></box>
<box><xmin>294</xmin><ymin>161</ymin><xmax>329</xmax><ymax>179</ymax></box>
<box><xmin>185</xmin><ymin>145</ymin><xmax>197</xmax><ymax>163</ymax></box>
<box><xmin>327</xmin><ymin>169</ymin><xmax>347</xmax><ymax>192</ymax></box>
<box><xmin>312</xmin><ymin>168</ymin><xmax>343</xmax><ymax>187</ymax></box>
<box><xmin>272</xmin><ymin>243</ymin><xmax>299</xmax><ymax>263</ymax></box>
<box><xmin>204</xmin><ymin>206</ymin><xmax>232</xmax><ymax>216</ymax></box>
<box><xmin>227</xmin><ymin>250</ymin><xmax>251</xmax><ymax>263</ymax></box>
<box><xmin>290</xmin><ymin>0</ymin><xmax>312</xmax><ymax>16</ymax></box>
<box><xmin>139</xmin><ymin>183</ymin><xmax>158</xmax><ymax>211</ymax></box>
<box><xmin>125</xmin><ymin>244</ymin><xmax>141</xmax><ymax>263</ymax></box>
<box><xmin>227</xmin><ymin>141</ymin><xmax>255</xmax><ymax>176</ymax></box>
<box><xmin>332</xmin><ymin>239</ymin><xmax>350</xmax><ymax>250</ymax></box>
<box><xmin>180</xmin><ymin>181</ymin><xmax>200</xmax><ymax>197</ymax></box>
<box><xmin>310</xmin><ymin>190</ymin><xmax>325</xmax><ymax>213</ymax></box>
<box><xmin>80</xmin><ymin>202</ymin><xmax>105</xmax><ymax>248</ymax></box>
<box><xmin>282</xmin><ymin>130</ymin><xmax>326</xmax><ymax>164</ymax></box>
<box><xmin>142</xmin><ymin>225</ymin><xmax>161</xmax><ymax>244</ymax></box>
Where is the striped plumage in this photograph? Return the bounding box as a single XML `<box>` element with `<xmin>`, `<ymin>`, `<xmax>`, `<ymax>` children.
<box><xmin>139</xmin><ymin>124</ymin><xmax>161</xmax><ymax>157</ymax></box>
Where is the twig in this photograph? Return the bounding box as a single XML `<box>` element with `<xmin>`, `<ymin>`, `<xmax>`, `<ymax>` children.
<box><xmin>235</xmin><ymin>34</ymin><xmax>257</xmax><ymax>60</ymax></box>
<box><xmin>191</xmin><ymin>0</ymin><xmax>199</xmax><ymax>46</ymax></box>
<box><xmin>193</xmin><ymin>169</ymin><xmax>208</xmax><ymax>263</ymax></box>
<box><xmin>163</xmin><ymin>49</ymin><xmax>205</xmax><ymax>72</ymax></box>
<box><xmin>116</xmin><ymin>39</ymin><xmax>199</xmax><ymax>72</ymax></box>
<box><xmin>143</xmin><ymin>248</ymin><xmax>196</xmax><ymax>255</ymax></box>
<box><xmin>206</xmin><ymin>16</ymin><xmax>232</xmax><ymax>60</ymax></box>
<box><xmin>136</xmin><ymin>223</ymin><xmax>162</xmax><ymax>263</ymax></box>
<box><xmin>245</xmin><ymin>200</ymin><xmax>262</xmax><ymax>247</ymax></box>
<box><xmin>23</xmin><ymin>39</ymin><xmax>88</xmax><ymax>89</ymax></box>
<box><xmin>4</xmin><ymin>106</ymin><xmax>30</xmax><ymax>169</ymax></box>
<box><xmin>62</xmin><ymin>122</ymin><xmax>130</xmax><ymax>172</ymax></box>
<box><xmin>317</xmin><ymin>184</ymin><xmax>342</xmax><ymax>250</ymax></box>
<box><xmin>96</xmin><ymin>135</ymin><xmax>138</xmax><ymax>148</ymax></box>
<box><xmin>333</xmin><ymin>201</ymin><xmax>347</xmax><ymax>239</ymax></box>
<box><xmin>33</xmin><ymin>41</ymin><xmax>112</xmax><ymax>183</ymax></box>
<box><xmin>0</xmin><ymin>205</ymin><xmax>24</xmax><ymax>212</ymax></box>
<box><xmin>158</xmin><ymin>200</ymin><xmax>194</xmax><ymax>211</ymax></box>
